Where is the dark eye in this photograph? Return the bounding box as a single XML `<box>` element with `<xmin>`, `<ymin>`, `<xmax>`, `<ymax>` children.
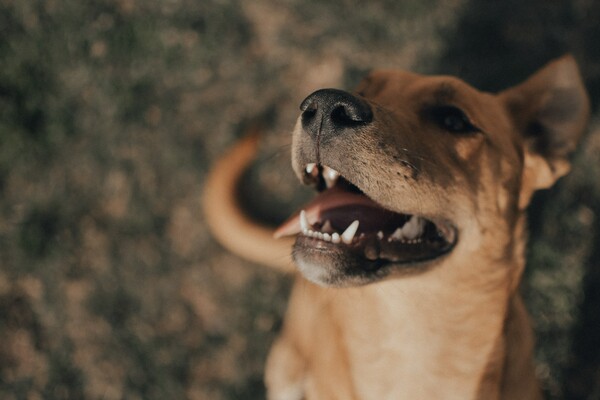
<box><xmin>427</xmin><ymin>105</ymin><xmax>479</xmax><ymax>134</ymax></box>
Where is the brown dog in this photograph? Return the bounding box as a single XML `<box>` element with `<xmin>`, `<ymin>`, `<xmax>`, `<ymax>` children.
<box><xmin>203</xmin><ymin>56</ymin><xmax>589</xmax><ymax>399</ymax></box>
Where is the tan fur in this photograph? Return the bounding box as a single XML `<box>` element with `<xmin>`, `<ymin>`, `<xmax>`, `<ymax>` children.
<box><xmin>203</xmin><ymin>56</ymin><xmax>589</xmax><ymax>399</ymax></box>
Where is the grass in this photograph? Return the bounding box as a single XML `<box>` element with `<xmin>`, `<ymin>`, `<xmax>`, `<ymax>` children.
<box><xmin>0</xmin><ymin>0</ymin><xmax>599</xmax><ymax>398</ymax></box>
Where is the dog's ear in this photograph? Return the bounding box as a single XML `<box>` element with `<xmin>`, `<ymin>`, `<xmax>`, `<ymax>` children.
<box><xmin>500</xmin><ymin>55</ymin><xmax>590</xmax><ymax>209</ymax></box>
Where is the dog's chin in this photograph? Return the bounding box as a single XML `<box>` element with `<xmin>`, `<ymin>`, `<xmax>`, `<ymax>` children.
<box><xmin>292</xmin><ymin>235</ymin><xmax>454</xmax><ymax>288</ymax></box>
<box><xmin>292</xmin><ymin>238</ymin><xmax>384</xmax><ymax>287</ymax></box>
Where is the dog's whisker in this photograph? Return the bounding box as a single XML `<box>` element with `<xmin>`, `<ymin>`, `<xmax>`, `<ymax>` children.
<box><xmin>396</xmin><ymin>148</ymin><xmax>436</xmax><ymax>168</ymax></box>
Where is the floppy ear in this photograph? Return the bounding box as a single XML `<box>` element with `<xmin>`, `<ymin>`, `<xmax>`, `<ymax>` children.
<box><xmin>500</xmin><ymin>55</ymin><xmax>590</xmax><ymax>209</ymax></box>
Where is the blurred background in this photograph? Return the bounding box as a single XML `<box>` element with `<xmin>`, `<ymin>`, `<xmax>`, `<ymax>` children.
<box><xmin>1</xmin><ymin>0</ymin><xmax>599</xmax><ymax>399</ymax></box>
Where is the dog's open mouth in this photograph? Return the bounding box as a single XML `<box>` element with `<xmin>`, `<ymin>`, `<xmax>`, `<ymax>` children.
<box><xmin>274</xmin><ymin>164</ymin><xmax>457</xmax><ymax>268</ymax></box>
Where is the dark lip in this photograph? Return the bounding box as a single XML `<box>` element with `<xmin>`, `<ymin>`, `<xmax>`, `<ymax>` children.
<box><xmin>292</xmin><ymin>234</ymin><xmax>457</xmax><ymax>287</ymax></box>
<box><xmin>294</xmin><ymin>223</ymin><xmax>458</xmax><ymax>268</ymax></box>
<box><xmin>293</xmin><ymin>216</ymin><xmax>458</xmax><ymax>287</ymax></box>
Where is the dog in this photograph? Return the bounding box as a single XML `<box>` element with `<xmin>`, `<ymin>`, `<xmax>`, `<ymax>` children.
<box><xmin>203</xmin><ymin>55</ymin><xmax>589</xmax><ymax>399</ymax></box>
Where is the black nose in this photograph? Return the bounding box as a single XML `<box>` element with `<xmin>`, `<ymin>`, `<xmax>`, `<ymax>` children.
<box><xmin>300</xmin><ymin>89</ymin><xmax>372</xmax><ymax>141</ymax></box>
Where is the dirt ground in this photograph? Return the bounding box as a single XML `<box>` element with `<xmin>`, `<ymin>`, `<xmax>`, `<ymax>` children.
<box><xmin>1</xmin><ymin>0</ymin><xmax>600</xmax><ymax>399</ymax></box>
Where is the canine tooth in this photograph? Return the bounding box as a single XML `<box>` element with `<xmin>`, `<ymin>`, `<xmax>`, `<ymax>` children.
<box><xmin>323</xmin><ymin>166</ymin><xmax>340</xmax><ymax>188</ymax></box>
<box><xmin>323</xmin><ymin>233</ymin><xmax>331</xmax><ymax>242</ymax></box>
<box><xmin>300</xmin><ymin>210</ymin><xmax>309</xmax><ymax>232</ymax></box>
<box><xmin>377</xmin><ymin>231</ymin><xmax>384</xmax><ymax>240</ymax></box>
<box><xmin>306</xmin><ymin>163</ymin><xmax>316</xmax><ymax>174</ymax></box>
<box><xmin>341</xmin><ymin>220</ymin><xmax>359</xmax><ymax>244</ymax></box>
<box><xmin>331</xmin><ymin>233</ymin><xmax>341</xmax><ymax>244</ymax></box>
<box><xmin>402</xmin><ymin>215</ymin><xmax>425</xmax><ymax>240</ymax></box>
<box><xmin>390</xmin><ymin>228</ymin><xmax>404</xmax><ymax>241</ymax></box>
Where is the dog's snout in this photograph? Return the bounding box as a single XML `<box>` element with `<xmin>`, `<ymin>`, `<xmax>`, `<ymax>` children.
<box><xmin>300</xmin><ymin>89</ymin><xmax>372</xmax><ymax>141</ymax></box>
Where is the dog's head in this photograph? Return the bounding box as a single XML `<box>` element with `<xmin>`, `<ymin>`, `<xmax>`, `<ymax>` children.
<box><xmin>275</xmin><ymin>56</ymin><xmax>589</xmax><ymax>287</ymax></box>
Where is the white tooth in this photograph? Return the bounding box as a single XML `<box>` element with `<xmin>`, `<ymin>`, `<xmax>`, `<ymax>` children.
<box><xmin>390</xmin><ymin>228</ymin><xmax>404</xmax><ymax>240</ymax></box>
<box><xmin>323</xmin><ymin>166</ymin><xmax>340</xmax><ymax>188</ymax></box>
<box><xmin>323</xmin><ymin>233</ymin><xmax>331</xmax><ymax>242</ymax></box>
<box><xmin>332</xmin><ymin>233</ymin><xmax>341</xmax><ymax>244</ymax></box>
<box><xmin>377</xmin><ymin>231</ymin><xmax>384</xmax><ymax>240</ymax></box>
<box><xmin>321</xmin><ymin>220</ymin><xmax>334</xmax><ymax>233</ymax></box>
<box><xmin>300</xmin><ymin>210</ymin><xmax>309</xmax><ymax>232</ymax></box>
<box><xmin>306</xmin><ymin>163</ymin><xmax>316</xmax><ymax>174</ymax></box>
<box><xmin>341</xmin><ymin>220</ymin><xmax>359</xmax><ymax>244</ymax></box>
<box><xmin>317</xmin><ymin>232</ymin><xmax>324</xmax><ymax>240</ymax></box>
<box><xmin>402</xmin><ymin>216</ymin><xmax>425</xmax><ymax>240</ymax></box>
<box><xmin>326</xmin><ymin>167</ymin><xmax>339</xmax><ymax>180</ymax></box>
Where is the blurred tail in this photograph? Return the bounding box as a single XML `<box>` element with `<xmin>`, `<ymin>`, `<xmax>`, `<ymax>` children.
<box><xmin>202</xmin><ymin>130</ymin><xmax>295</xmax><ymax>272</ymax></box>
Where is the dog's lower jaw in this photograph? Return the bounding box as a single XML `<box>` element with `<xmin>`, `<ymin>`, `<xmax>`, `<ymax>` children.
<box><xmin>292</xmin><ymin>244</ymin><xmax>388</xmax><ymax>288</ymax></box>
<box><xmin>291</xmin><ymin>235</ymin><xmax>453</xmax><ymax>288</ymax></box>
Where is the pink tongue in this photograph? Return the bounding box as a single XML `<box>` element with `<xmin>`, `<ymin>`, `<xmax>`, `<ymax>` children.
<box><xmin>274</xmin><ymin>186</ymin><xmax>383</xmax><ymax>238</ymax></box>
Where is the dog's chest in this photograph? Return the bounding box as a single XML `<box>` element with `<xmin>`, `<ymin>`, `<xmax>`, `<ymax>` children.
<box><xmin>328</xmin><ymin>281</ymin><xmax>504</xmax><ymax>399</ymax></box>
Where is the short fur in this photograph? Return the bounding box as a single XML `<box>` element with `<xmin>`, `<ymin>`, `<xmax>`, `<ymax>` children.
<box><xmin>203</xmin><ymin>56</ymin><xmax>589</xmax><ymax>399</ymax></box>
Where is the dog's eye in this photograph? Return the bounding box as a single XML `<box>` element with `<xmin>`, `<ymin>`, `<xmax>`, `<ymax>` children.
<box><xmin>427</xmin><ymin>106</ymin><xmax>479</xmax><ymax>134</ymax></box>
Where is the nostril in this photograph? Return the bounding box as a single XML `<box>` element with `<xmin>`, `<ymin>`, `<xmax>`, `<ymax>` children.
<box><xmin>301</xmin><ymin>105</ymin><xmax>317</xmax><ymax>126</ymax></box>
<box><xmin>331</xmin><ymin>105</ymin><xmax>354</xmax><ymax>126</ymax></box>
<box><xmin>330</xmin><ymin>103</ymin><xmax>371</xmax><ymax>126</ymax></box>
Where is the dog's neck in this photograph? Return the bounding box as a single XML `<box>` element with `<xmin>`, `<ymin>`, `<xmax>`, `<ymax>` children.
<box><xmin>327</xmin><ymin>270</ymin><xmax>511</xmax><ymax>399</ymax></box>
